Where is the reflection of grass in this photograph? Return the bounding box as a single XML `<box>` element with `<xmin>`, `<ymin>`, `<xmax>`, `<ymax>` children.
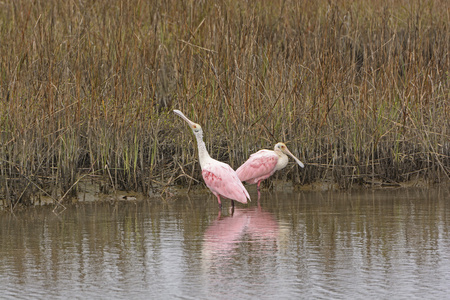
<box><xmin>1</xmin><ymin>0</ymin><xmax>449</xmax><ymax>206</ymax></box>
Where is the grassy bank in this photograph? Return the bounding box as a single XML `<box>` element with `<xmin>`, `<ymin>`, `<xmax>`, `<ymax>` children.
<box><xmin>1</xmin><ymin>0</ymin><xmax>449</xmax><ymax>208</ymax></box>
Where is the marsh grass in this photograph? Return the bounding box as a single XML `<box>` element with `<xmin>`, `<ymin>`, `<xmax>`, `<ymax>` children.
<box><xmin>1</xmin><ymin>0</ymin><xmax>449</xmax><ymax>208</ymax></box>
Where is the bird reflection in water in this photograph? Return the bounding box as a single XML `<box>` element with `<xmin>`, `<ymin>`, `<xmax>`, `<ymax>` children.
<box><xmin>202</xmin><ymin>205</ymin><xmax>282</xmax><ymax>268</ymax></box>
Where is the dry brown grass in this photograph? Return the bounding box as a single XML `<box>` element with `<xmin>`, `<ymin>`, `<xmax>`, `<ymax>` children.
<box><xmin>1</xmin><ymin>0</ymin><xmax>449</xmax><ymax>208</ymax></box>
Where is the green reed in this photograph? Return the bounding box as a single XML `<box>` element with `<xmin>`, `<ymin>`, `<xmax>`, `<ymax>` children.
<box><xmin>0</xmin><ymin>0</ymin><xmax>449</xmax><ymax>207</ymax></box>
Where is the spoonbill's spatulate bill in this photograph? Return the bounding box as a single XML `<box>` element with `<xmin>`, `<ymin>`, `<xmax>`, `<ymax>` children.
<box><xmin>236</xmin><ymin>143</ymin><xmax>304</xmax><ymax>198</ymax></box>
<box><xmin>173</xmin><ymin>110</ymin><xmax>251</xmax><ymax>208</ymax></box>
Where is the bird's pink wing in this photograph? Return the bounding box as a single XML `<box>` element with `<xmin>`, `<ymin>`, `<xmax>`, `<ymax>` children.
<box><xmin>202</xmin><ymin>162</ymin><xmax>250</xmax><ymax>204</ymax></box>
<box><xmin>236</xmin><ymin>150</ymin><xmax>278</xmax><ymax>183</ymax></box>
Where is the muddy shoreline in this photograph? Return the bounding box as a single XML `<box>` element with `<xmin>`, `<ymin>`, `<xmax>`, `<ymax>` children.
<box><xmin>2</xmin><ymin>177</ymin><xmax>448</xmax><ymax>212</ymax></box>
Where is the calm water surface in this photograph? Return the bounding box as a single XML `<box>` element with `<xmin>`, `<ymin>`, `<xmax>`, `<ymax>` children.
<box><xmin>1</xmin><ymin>188</ymin><xmax>450</xmax><ymax>299</ymax></box>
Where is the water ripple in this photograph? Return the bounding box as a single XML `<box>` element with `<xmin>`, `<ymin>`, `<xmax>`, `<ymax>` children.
<box><xmin>0</xmin><ymin>189</ymin><xmax>449</xmax><ymax>299</ymax></box>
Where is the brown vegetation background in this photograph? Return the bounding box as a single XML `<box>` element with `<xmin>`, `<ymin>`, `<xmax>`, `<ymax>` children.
<box><xmin>1</xmin><ymin>0</ymin><xmax>449</xmax><ymax>206</ymax></box>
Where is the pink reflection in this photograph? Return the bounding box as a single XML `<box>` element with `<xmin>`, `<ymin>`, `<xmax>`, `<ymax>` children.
<box><xmin>202</xmin><ymin>207</ymin><xmax>280</xmax><ymax>260</ymax></box>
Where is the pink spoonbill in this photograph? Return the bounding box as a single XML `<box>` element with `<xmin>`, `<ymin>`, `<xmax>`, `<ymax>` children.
<box><xmin>236</xmin><ymin>142</ymin><xmax>304</xmax><ymax>198</ymax></box>
<box><xmin>174</xmin><ymin>110</ymin><xmax>251</xmax><ymax>208</ymax></box>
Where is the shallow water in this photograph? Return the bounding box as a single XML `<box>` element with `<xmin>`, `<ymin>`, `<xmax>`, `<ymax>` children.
<box><xmin>1</xmin><ymin>188</ymin><xmax>450</xmax><ymax>299</ymax></box>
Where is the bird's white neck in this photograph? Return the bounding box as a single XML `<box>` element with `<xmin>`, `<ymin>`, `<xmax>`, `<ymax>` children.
<box><xmin>194</xmin><ymin>130</ymin><xmax>212</xmax><ymax>169</ymax></box>
<box><xmin>275</xmin><ymin>150</ymin><xmax>289</xmax><ymax>171</ymax></box>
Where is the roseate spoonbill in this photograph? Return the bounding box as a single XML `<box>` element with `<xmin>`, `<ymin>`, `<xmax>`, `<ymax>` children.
<box><xmin>173</xmin><ymin>110</ymin><xmax>250</xmax><ymax>208</ymax></box>
<box><xmin>236</xmin><ymin>142</ymin><xmax>304</xmax><ymax>198</ymax></box>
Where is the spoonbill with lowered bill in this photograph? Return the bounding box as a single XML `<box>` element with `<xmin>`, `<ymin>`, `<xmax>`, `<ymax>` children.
<box><xmin>236</xmin><ymin>142</ymin><xmax>304</xmax><ymax>199</ymax></box>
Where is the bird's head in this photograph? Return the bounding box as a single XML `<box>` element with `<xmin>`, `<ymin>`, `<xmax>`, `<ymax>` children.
<box><xmin>274</xmin><ymin>142</ymin><xmax>305</xmax><ymax>168</ymax></box>
<box><xmin>274</xmin><ymin>142</ymin><xmax>287</xmax><ymax>152</ymax></box>
<box><xmin>173</xmin><ymin>110</ymin><xmax>203</xmax><ymax>135</ymax></box>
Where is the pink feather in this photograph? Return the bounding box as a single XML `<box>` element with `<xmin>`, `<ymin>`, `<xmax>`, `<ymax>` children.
<box><xmin>202</xmin><ymin>162</ymin><xmax>250</xmax><ymax>204</ymax></box>
<box><xmin>236</xmin><ymin>150</ymin><xmax>278</xmax><ymax>184</ymax></box>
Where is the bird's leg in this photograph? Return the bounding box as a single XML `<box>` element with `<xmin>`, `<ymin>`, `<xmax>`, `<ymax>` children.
<box><xmin>257</xmin><ymin>181</ymin><xmax>261</xmax><ymax>203</ymax></box>
<box><xmin>217</xmin><ymin>195</ymin><xmax>222</xmax><ymax>209</ymax></box>
<box><xmin>231</xmin><ymin>200</ymin><xmax>235</xmax><ymax>208</ymax></box>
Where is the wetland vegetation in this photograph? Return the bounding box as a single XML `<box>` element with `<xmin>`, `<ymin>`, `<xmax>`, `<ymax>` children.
<box><xmin>1</xmin><ymin>0</ymin><xmax>449</xmax><ymax>209</ymax></box>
